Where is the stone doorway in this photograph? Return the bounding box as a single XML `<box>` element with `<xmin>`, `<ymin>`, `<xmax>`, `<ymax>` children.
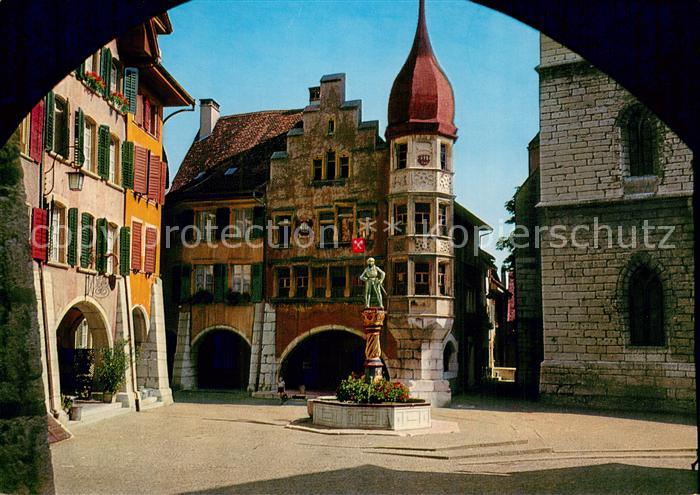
<box><xmin>279</xmin><ymin>330</ymin><xmax>366</xmax><ymax>392</ymax></box>
<box><xmin>194</xmin><ymin>329</ymin><xmax>251</xmax><ymax>390</ymax></box>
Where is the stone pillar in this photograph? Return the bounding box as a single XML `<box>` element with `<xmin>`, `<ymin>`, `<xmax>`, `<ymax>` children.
<box><xmin>143</xmin><ymin>278</ymin><xmax>173</xmax><ymax>404</ymax></box>
<box><xmin>115</xmin><ymin>278</ymin><xmax>136</xmax><ymax>410</ymax></box>
<box><xmin>172</xmin><ymin>310</ymin><xmax>195</xmax><ymax>389</ymax></box>
<box><xmin>259</xmin><ymin>304</ymin><xmax>277</xmax><ymax>391</ymax></box>
<box><xmin>361</xmin><ymin>307</ymin><xmax>385</xmax><ymax>382</ymax></box>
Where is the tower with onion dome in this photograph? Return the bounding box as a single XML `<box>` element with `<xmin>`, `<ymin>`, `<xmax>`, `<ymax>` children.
<box><xmin>385</xmin><ymin>0</ymin><xmax>457</xmax><ymax>406</ymax></box>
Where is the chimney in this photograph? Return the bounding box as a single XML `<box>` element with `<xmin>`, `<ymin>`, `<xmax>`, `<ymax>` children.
<box><xmin>199</xmin><ymin>98</ymin><xmax>220</xmax><ymax>140</ymax></box>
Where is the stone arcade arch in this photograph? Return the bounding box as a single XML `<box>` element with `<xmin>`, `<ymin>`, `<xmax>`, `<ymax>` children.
<box><xmin>278</xmin><ymin>326</ymin><xmax>391</xmax><ymax>392</ymax></box>
<box><xmin>132</xmin><ymin>305</ymin><xmax>150</xmax><ymax>389</ymax></box>
<box><xmin>191</xmin><ymin>326</ymin><xmax>251</xmax><ymax>390</ymax></box>
<box><xmin>54</xmin><ymin>297</ymin><xmax>113</xmax><ymax>399</ymax></box>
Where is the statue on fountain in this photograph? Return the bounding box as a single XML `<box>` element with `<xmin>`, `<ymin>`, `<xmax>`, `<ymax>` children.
<box><xmin>359</xmin><ymin>257</ymin><xmax>386</xmax><ymax>308</ymax></box>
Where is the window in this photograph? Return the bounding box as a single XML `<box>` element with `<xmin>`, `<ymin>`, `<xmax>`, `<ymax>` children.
<box><xmin>275</xmin><ymin>215</ymin><xmax>292</xmax><ymax>248</ymax></box>
<box><xmin>393</xmin><ymin>262</ymin><xmax>407</xmax><ymax>295</ymax></box>
<box><xmin>313</xmin><ymin>158</ymin><xmax>323</xmax><ymax>181</ymax></box>
<box><xmin>350</xmin><ymin>265</ymin><xmax>364</xmax><ymax>297</ymax></box>
<box><xmin>110</xmin><ymin>59</ymin><xmax>121</xmax><ymax>94</ymax></box>
<box><xmin>294</xmin><ymin>266</ymin><xmax>309</xmax><ymax>298</ymax></box>
<box><xmin>313</xmin><ymin>267</ymin><xmax>327</xmax><ymax>298</ymax></box>
<box><xmin>53</xmin><ymin>97</ymin><xmax>68</xmax><ymax>157</ymax></box>
<box><xmin>357</xmin><ymin>210</ymin><xmax>374</xmax><ymax>241</ymax></box>
<box><xmin>319</xmin><ymin>210</ymin><xmax>335</xmax><ymax>247</ymax></box>
<box><xmin>327</xmin><ymin>119</ymin><xmax>335</xmax><ymax>135</ymax></box>
<box><xmin>443</xmin><ymin>342</ymin><xmax>455</xmax><ymax>372</ymax></box>
<box><xmin>105</xmin><ymin>224</ymin><xmax>115</xmax><ymax>274</ymax></box>
<box><xmin>277</xmin><ymin>267</ymin><xmax>291</xmax><ymax>298</ymax></box>
<box><xmin>330</xmin><ymin>266</ymin><xmax>346</xmax><ymax>298</ymax></box>
<box><xmin>415</xmin><ymin>262</ymin><xmax>430</xmax><ymax>295</ymax></box>
<box><xmin>149</xmin><ymin>102</ymin><xmax>159</xmax><ymax>138</ymax></box>
<box><xmin>109</xmin><ymin>136</ymin><xmax>119</xmax><ymax>183</ymax></box>
<box><xmin>19</xmin><ymin>115</ymin><xmax>30</xmax><ymax>155</ymax></box>
<box><xmin>625</xmin><ymin>107</ymin><xmax>657</xmax><ymax>177</ymax></box>
<box><xmin>232</xmin><ymin>208</ymin><xmax>253</xmax><ymax>238</ymax></box>
<box><xmin>85</xmin><ymin>52</ymin><xmax>98</xmax><ymax>74</ymax></box>
<box><xmin>49</xmin><ymin>203</ymin><xmax>66</xmax><ymax>263</ymax></box>
<box><xmin>195</xmin><ymin>265</ymin><xmax>214</xmax><ymax>293</ymax></box>
<box><xmin>438</xmin><ymin>263</ymin><xmax>449</xmax><ymax>296</ymax></box>
<box><xmin>438</xmin><ymin>204</ymin><xmax>448</xmax><ymax>236</ymax></box>
<box><xmin>629</xmin><ymin>265</ymin><xmax>664</xmax><ymax>346</ymax></box>
<box><xmin>231</xmin><ymin>264</ymin><xmax>251</xmax><ymax>295</ymax></box>
<box><xmin>84</xmin><ymin>120</ymin><xmax>95</xmax><ymax>172</ymax></box>
<box><xmin>393</xmin><ymin>204</ymin><xmax>408</xmax><ymax>235</ymax></box>
<box><xmin>325</xmin><ymin>150</ymin><xmax>336</xmax><ymax>180</ymax></box>
<box><xmin>196</xmin><ymin>210</ymin><xmax>216</xmax><ymax>242</ymax></box>
<box><xmin>396</xmin><ymin>143</ymin><xmax>408</xmax><ymax>169</ymax></box>
<box><xmin>339</xmin><ymin>155</ymin><xmax>350</xmax><ymax>178</ymax></box>
<box><xmin>414</xmin><ymin>203</ymin><xmax>431</xmax><ymax>235</ymax></box>
<box><xmin>440</xmin><ymin>143</ymin><xmax>448</xmax><ymax>170</ymax></box>
<box><xmin>337</xmin><ymin>207</ymin><xmax>354</xmax><ymax>243</ymax></box>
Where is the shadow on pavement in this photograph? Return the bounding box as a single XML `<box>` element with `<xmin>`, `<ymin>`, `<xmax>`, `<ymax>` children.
<box><xmin>179</xmin><ymin>463</ymin><xmax>694</xmax><ymax>495</ymax></box>
<box><xmin>451</xmin><ymin>393</ymin><xmax>696</xmax><ymax>427</ymax></box>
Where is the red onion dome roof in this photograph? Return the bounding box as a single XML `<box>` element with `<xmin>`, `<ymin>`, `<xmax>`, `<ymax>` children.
<box><xmin>386</xmin><ymin>0</ymin><xmax>457</xmax><ymax>141</ymax></box>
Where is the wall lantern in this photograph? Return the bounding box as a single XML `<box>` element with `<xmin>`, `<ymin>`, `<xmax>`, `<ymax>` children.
<box><xmin>67</xmin><ymin>169</ymin><xmax>85</xmax><ymax>191</ymax></box>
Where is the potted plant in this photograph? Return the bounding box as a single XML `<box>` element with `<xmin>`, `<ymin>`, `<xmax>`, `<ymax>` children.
<box><xmin>190</xmin><ymin>289</ymin><xmax>214</xmax><ymax>305</ymax></box>
<box><xmin>93</xmin><ymin>340</ymin><xmax>130</xmax><ymax>403</ymax></box>
<box><xmin>62</xmin><ymin>395</ymin><xmax>82</xmax><ymax>421</ymax></box>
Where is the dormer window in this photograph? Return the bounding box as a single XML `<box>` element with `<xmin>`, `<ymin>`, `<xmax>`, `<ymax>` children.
<box><xmin>327</xmin><ymin>119</ymin><xmax>335</xmax><ymax>135</ymax></box>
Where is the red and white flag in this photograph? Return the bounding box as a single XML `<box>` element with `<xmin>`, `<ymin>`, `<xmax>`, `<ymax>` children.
<box><xmin>352</xmin><ymin>237</ymin><xmax>366</xmax><ymax>253</ymax></box>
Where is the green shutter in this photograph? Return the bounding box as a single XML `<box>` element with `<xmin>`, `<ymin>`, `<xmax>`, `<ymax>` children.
<box><xmin>124</xmin><ymin>68</ymin><xmax>139</xmax><ymax>114</ymax></box>
<box><xmin>58</xmin><ymin>99</ymin><xmax>70</xmax><ymax>158</ymax></box>
<box><xmin>119</xmin><ymin>227</ymin><xmax>131</xmax><ymax>277</ymax></box>
<box><xmin>74</xmin><ymin>108</ymin><xmax>85</xmax><ymax>165</ymax></box>
<box><xmin>181</xmin><ymin>264</ymin><xmax>192</xmax><ymax>302</ymax></box>
<box><xmin>80</xmin><ymin>213</ymin><xmax>93</xmax><ymax>268</ymax></box>
<box><xmin>251</xmin><ymin>263</ymin><xmax>263</xmax><ymax>302</ymax></box>
<box><xmin>67</xmin><ymin>208</ymin><xmax>78</xmax><ymax>266</ymax></box>
<box><xmin>100</xmin><ymin>48</ymin><xmax>112</xmax><ymax>95</ymax></box>
<box><xmin>97</xmin><ymin>125</ymin><xmax>110</xmax><ymax>179</ymax></box>
<box><xmin>214</xmin><ymin>264</ymin><xmax>227</xmax><ymax>302</ymax></box>
<box><xmin>95</xmin><ymin>218</ymin><xmax>108</xmax><ymax>273</ymax></box>
<box><xmin>121</xmin><ymin>141</ymin><xmax>134</xmax><ymax>189</ymax></box>
<box><xmin>76</xmin><ymin>61</ymin><xmax>85</xmax><ymax>80</ymax></box>
<box><xmin>251</xmin><ymin>207</ymin><xmax>265</xmax><ymax>239</ymax></box>
<box><xmin>44</xmin><ymin>92</ymin><xmax>55</xmax><ymax>151</ymax></box>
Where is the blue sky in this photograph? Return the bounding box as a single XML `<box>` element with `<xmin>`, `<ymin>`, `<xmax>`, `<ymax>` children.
<box><xmin>159</xmin><ymin>0</ymin><xmax>540</xmax><ymax>268</ymax></box>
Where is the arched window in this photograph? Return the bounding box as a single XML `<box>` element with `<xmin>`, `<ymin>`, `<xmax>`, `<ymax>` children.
<box><xmin>624</xmin><ymin>106</ymin><xmax>657</xmax><ymax>177</ymax></box>
<box><xmin>628</xmin><ymin>265</ymin><xmax>664</xmax><ymax>346</ymax></box>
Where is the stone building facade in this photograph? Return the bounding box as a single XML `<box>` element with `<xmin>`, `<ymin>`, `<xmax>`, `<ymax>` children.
<box><xmin>18</xmin><ymin>14</ymin><xmax>188</xmax><ymax>425</ymax></box>
<box><xmin>164</xmin><ymin>1</ymin><xmax>498</xmax><ymax>406</ymax></box>
<box><xmin>515</xmin><ymin>35</ymin><xmax>695</xmax><ymax>411</ymax></box>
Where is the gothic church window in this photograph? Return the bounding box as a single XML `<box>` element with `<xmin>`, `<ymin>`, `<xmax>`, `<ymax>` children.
<box><xmin>628</xmin><ymin>265</ymin><xmax>664</xmax><ymax>346</ymax></box>
<box><xmin>624</xmin><ymin>106</ymin><xmax>657</xmax><ymax>177</ymax></box>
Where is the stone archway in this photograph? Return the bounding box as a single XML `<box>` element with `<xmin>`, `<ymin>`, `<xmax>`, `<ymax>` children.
<box><xmin>278</xmin><ymin>326</ymin><xmax>390</xmax><ymax>392</ymax></box>
<box><xmin>55</xmin><ymin>298</ymin><xmax>112</xmax><ymax>399</ymax></box>
<box><xmin>132</xmin><ymin>306</ymin><xmax>149</xmax><ymax>389</ymax></box>
<box><xmin>192</xmin><ymin>327</ymin><xmax>251</xmax><ymax>390</ymax></box>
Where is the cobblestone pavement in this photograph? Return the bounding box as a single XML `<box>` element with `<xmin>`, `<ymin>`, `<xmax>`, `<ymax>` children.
<box><xmin>51</xmin><ymin>392</ymin><xmax>697</xmax><ymax>494</ymax></box>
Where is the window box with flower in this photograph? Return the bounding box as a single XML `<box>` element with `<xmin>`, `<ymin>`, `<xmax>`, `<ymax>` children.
<box><xmin>83</xmin><ymin>71</ymin><xmax>106</xmax><ymax>95</ymax></box>
<box><xmin>109</xmin><ymin>91</ymin><xmax>130</xmax><ymax>114</ymax></box>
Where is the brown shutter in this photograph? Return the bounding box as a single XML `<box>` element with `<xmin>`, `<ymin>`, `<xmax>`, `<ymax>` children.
<box><xmin>29</xmin><ymin>100</ymin><xmax>45</xmax><ymax>163</ymax></box>
<box><xmin>144</xmin><ymin>227</ymin><xmax>157</xmax><ymax>274</ymax></box>
<box><xmin>131</xmin><ymin>221</ymin><xmax>142</xmax><ymax>271</ymax></box>
<box><xmin>31</xmin><ymin>208</ymin><xmax>49</xmax><ymax>261</ymax></box>
<box><xmin>160</xmin><ymin>159</ymin><xmax>167</xmax><ymax>204</ymax></box>
<box><xmin>147</xmin><ymin>153</ymin><xmax>161</xmax><ymax>201</ymax></box>
<box><xmin>133</xmin><ymin>145</ymin><xmax>148</xmax><ymax>194</ymax></box>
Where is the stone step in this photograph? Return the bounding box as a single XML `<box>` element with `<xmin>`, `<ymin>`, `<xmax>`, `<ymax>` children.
<box><xmin>69</xmin><ymin>401</ymin><xmax>129</xmax><ymax>427</ymax></box>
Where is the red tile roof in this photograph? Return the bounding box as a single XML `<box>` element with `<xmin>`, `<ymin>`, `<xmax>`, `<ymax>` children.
<box><xmin>170</xmin><ymin>109</ymin><xmax>303</xmax><ymax>192</ymax></box>
<box><xmin>386</xmin><ymin>0</ymin><xmax>457</xmax><ymax>141</ymax></box>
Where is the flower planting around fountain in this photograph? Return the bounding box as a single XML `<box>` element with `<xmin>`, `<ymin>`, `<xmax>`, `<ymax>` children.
<box><xmin>308</xmin><ymin>375</ymin><xmax>431</xmax><ymax>431</ymax></box>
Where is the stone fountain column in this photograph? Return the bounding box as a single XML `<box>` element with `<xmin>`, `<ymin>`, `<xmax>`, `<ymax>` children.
<box><xmin>361</xmin><ymin>307</ymin><xmax>385</xmax><ymax>382</ymax></box>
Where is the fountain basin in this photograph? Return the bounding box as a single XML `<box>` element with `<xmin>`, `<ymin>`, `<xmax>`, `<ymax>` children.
<box><xmin>308</xmin><ymin>397</ymin><xmax>431</xmax><ymax>431</ymax></box>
